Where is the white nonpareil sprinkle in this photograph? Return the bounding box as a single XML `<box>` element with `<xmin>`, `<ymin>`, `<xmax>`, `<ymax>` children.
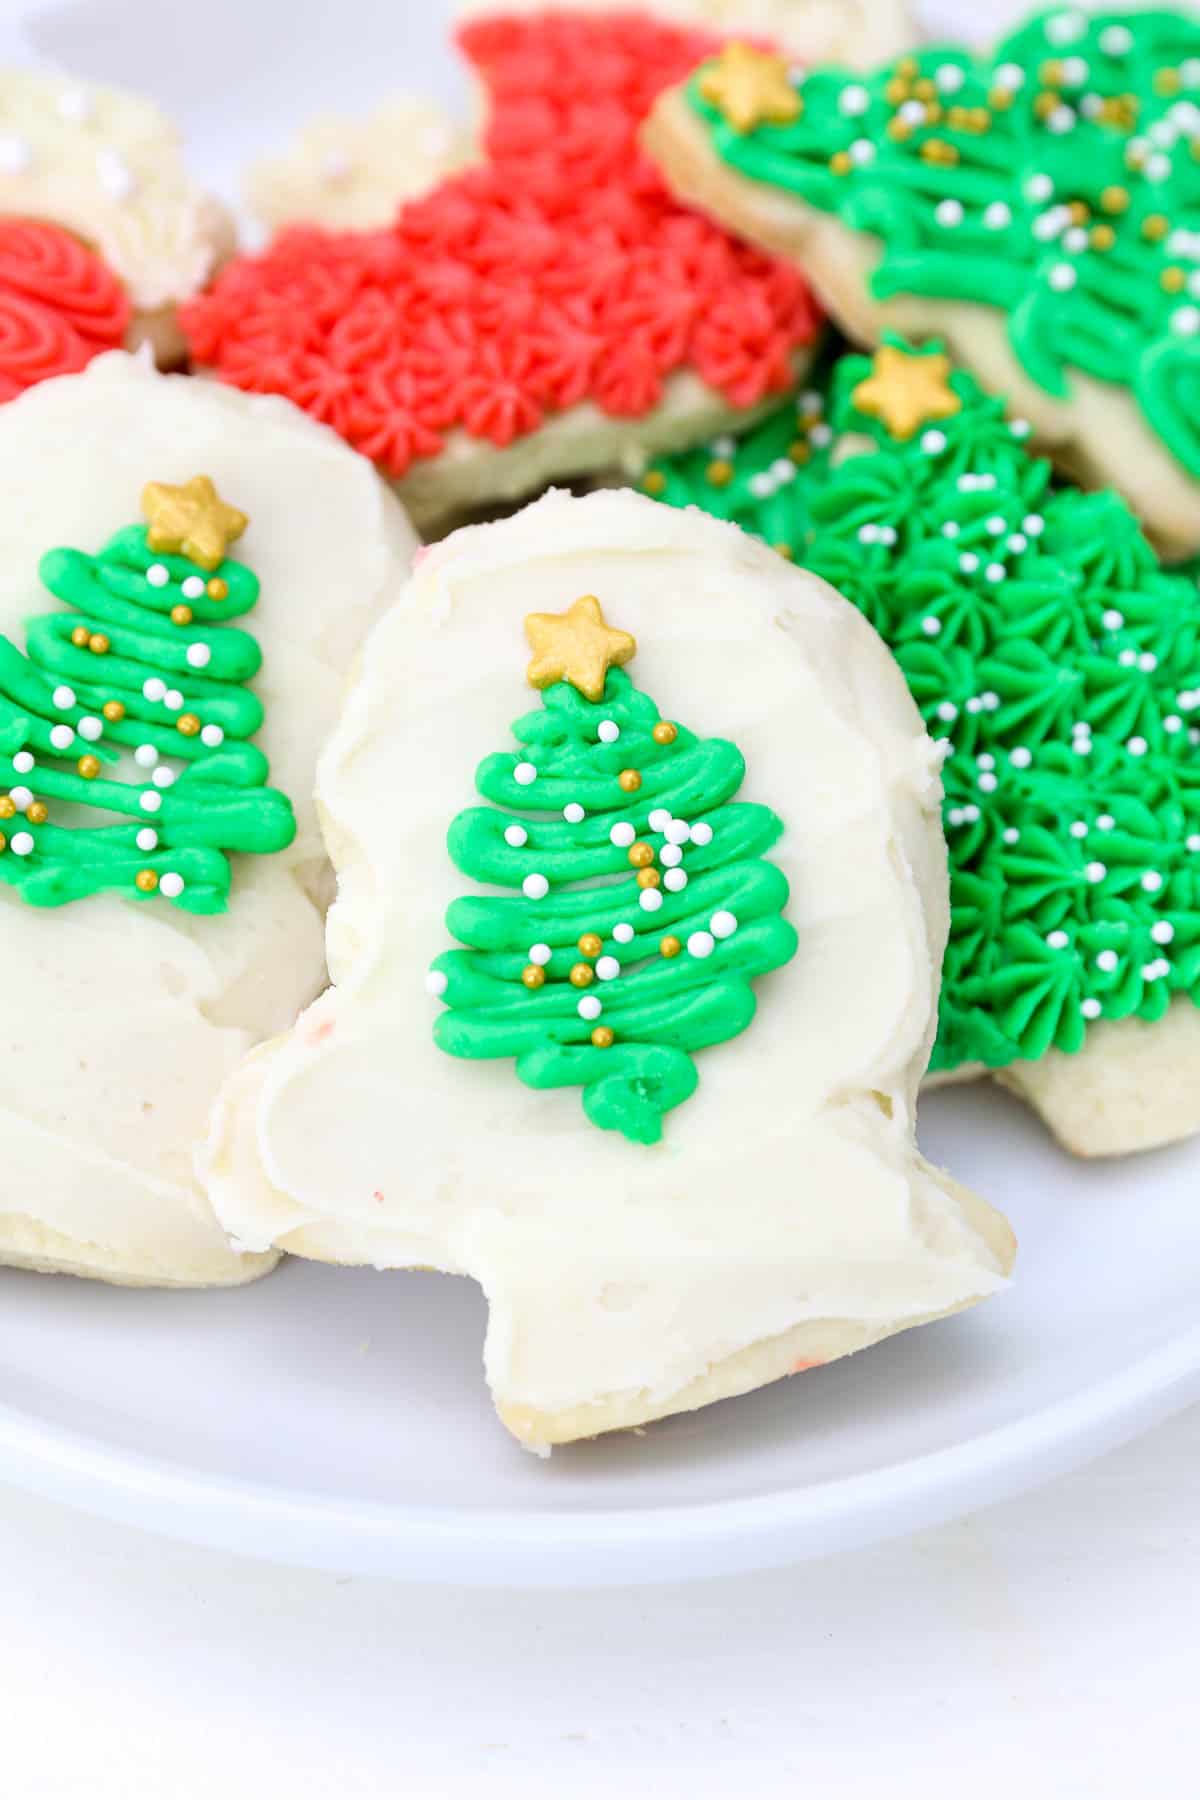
<box><xmin>514</xmin><ymin>761</ymin><xmax>537</xmax><ymax>786</ymax></box>
<box><xmin>201</xmin><ymin>724</ymin><xmax>224</xmax><ymax>748</ymax></box>
<box><xmin>687</xmin><ymin>930</ymin><xmax>715</xmax><ymax>960</ymax></box>
<box><xmin>1047</xmin><ymin>930</ymin><xmax>1070</xmax><ymax>950</ymax></box>
<box><xmin>1152</xmin><ymin>922</ymin><xmax>1176</xmax><ymax>945</ymax></box>
<box><xmin>1048</xmin><ymin>263</ymin><xmax>1078</xmax><ymax>291</ymax></box>
<box><xmin>522</xmin><ymin>873</ymin><xmax>549</xmax><ymax>900</ymax></box>
<box><xmin>52</xmin><ymin>685</ymin><xmax>76</xmax><ymax>709</ymax></box>
<box><xmin>986</xmin><ymin>563</ymin><xmax>1007</xmax><ymax>584</ymax></box>
<box><xmin>1026</xmin><ymin>172</ymin><xmax>1053</xmax><ymax>201</ymax></box>
<box><xmin>529</xmin><ymin>943</ymin><xmax>552</xmax><ymax>966</ymax></box>
<box><xmin>1047</xmin><ymin>105</ymin><xmax>1076</xmax><ymax>135</ymax></box>
<box><xmin>995</xmin><ymin>62</ymin><xmax>1026</xmax><ymax>92</ymax></box>
<box><xmin>1010</xmin><ymin>747</ymin><xmax>1032</xmax><ymax>769</ymax></box>
<box><xmin>1189</xmin><ymin>836</ymin><xmax>1200</xmax><ymax>853</ymax></box>
<box><xmin>850</xmin><ymin>139</ymin><xmax>875</xmax><ymax>166</ymax></box>
<box><xmin>158</xmin><ymin>873</ymin><xmax>184</xmax><ymax>899</ymax></box>
<box><xmin>425</xmin><ymin>970</ymin><xmax>448</xmax><ymax>997</ymax></box>
<box><xmin>143</xmin><ymin>677</ymin><xmax>167</xmax><ymax>702</ymax></box>
<box><xmin>638</xmin><ymin>887</ymin><xmax>663</xmax><ymax>912</ymax></box>
<box><xmin>152</xmin><ymin>768</ymin><xmax>174</xmax><ymax>789</ymax></box>
<box><xmin>839</xmin><ymin>83</ymin><xmax>870</xmax><ymax>116</ymax></box>
<box><xmin>505</xmin><ymin>824</ymin><xmax>528</xmax><ymax>847</ymax></box>
<box><xmin>597</xmin><ymin>720</ymin><xmax>620</xmax><ymax>744</ymax></box>
<box><xmin>78</xmin><ymin>717</ymin><xmax>103</xmax><ymax>741</ymax></box>
<box><xmin>139</xmin><ymin>792</ymin><xmax>161</xmax><ymax>813</ymax></box>
<box><xmin>134</xmin><ymin>744</ymin><xmax>159</xmax><ymax>768</ymax></box>
<box><xmin>1171</xmin><ymin>306</ymin><xmax>1200</xmax><ymax>335</ymax></box>
<box><xmin>1099</xmin><ymin>23</ymin><xmax>1133</xmax><ymax>55</ymax></box>
<box><xmin>959</xmin><ymin>553</ymin><xmax>980</xmax><ymax>574</ymax></box>
<box><xmin>689</xmin><ymin>822</ymin><xmax>713</xmax><ymax>847</ymax></box>
<box><xmin>1070</xmin><ymin>821</ymin><xmax>1088</xmax><ymax>838</ymax></box>
<box><xmin>1118</xmin><ymin>649</ymin><xmax>1137</xmax><ymax>667</ymax></box>
<box><xmin>648</xmin><ymin>808</ymin><xmax>672</xmax><ymax>833</ymax></box>
<box><xmin>182</xmin><ymin>576</ymin><xmax>206</xmax><ymax>600</ymax></box>
<box><xmin>1081</xmin><ymin>998</ymin><xmax>1102</xmax><ymax>1020</ymax></box>
<box><xmin>664</xmin><ymin>819</ymin><xmax>690</xmax><ymax>846</ymax></box>
<box><xmin>935</xmin><ymin>63</ymin><xmax>966</xmax><ymax>94</ymax></box>
<box><xmin>711</xmin><ymin>911</ymin><xmax>738</xmax><ymax>939</ymax></box>
<box><xmin>978</xmin><ymin>772</ymin><xmax>998</xmax><ymax>793</ymax></box>
<box><xmin>922</xmin><ymin>616</ymin><xmax>942</xmax><ymax>637</ymax></box>
<box><xmin>1085</xmin><ymin>861</ymin><xmax>1107</xmax><ymax>883</ymax></box>
<box><xmin>663</xmin><ymin>869</ymin><xmax>688</xmax><ymax>893</ymax></box>
<box><xmin>1145</xmin><ymin>153</ymin><xmax>1172</xmax><ymax>184</ymax></box>
<box><xmin>186</xmin><ymin>644</ymin><xmax>211</xmax><ymax>669</ymax></box>
<box><xmin>660</xmin><ymin>844</ymin><xmax>683</xmax><ymax>868</ymax></box>
<box><xmin>136</xmin><ymin>828</ymin><xmax>158</xmax><ymax>851</ymax></box>
<box><xmin>1102</xmin><ymin>609</ymin><xmax>1124</xmax><ymax>630</ymax></box>
<box><xmin>165</xmin><ymin>690</ymin><xmax>184</xmax><ymax>710</ymax></box>
<box><xmin>1003</xmin><ymin>828</ymin><xmax>1020</xmax><ymax>845</ymax></box>
<box><xmin>146</xmin><ymin>564</ymin><xmax>170</xmax><ymax>589</ymax></box>
<box><xmin>983</xmin><ymin>202</ymin><xmax>1011</xmax><ymax>231</ymax></box>
<box><xmin>612</xmin><ymin>923</ymin><xmax>635</xmax><ymax>944</ymax></box>
<box><xmin>935</xmin><ymin>199</ymin><xmax>964</xmax><ymax>227</ymax></box>
<box><xmin>0</xmin><ymin>135</ymin><xmax>31</xmax><ymax>173</ymax></box>
<box><xmin>11</xmin><ymin>751</ymin><xmax>34</xmax><ymax>776</ymax></box>
<box><xmin>941</xmin><ymin>522</ymin><xmax>960</xmax><ymax>539</ymax></box>
<box><xmin>49</xmin><ymin>724</ymin><xmax>74</xmax><ymax>751</ymax></box>
<box><xmin>95</xmin><ymin>148</ymin><xmax>135</xmax><ymax>200</ymax></box>
<box><xmin>10</xmin><ymin>832</ymin><xmax>34</xmax><ymax>856</ymax></box>
<box><xmin>1023</xmin><ymin>515</ymin><xmax>1045</xmax><ymax>536</ymax></box>
<box><xmin>937</xmin><ymin>702</ymin><xmax>958</xmax><ymax>723</ymax></box>
<box><xmin>1097</xmin><ymin>815</ymin><xmax>1115</xmax><ymax>831</ymax></box>
<box><xmin>563</xmin><ymin>802</ymin><xmax>585</xmax><ymax>824</ymax></box>
<box><xmin>921</xmin><ymin>430</ymin><xmax>947</xmax><ymax>454</ymax></box>
<box><xmin>1045</xmin><ymin>10</ymin><xmax>1086</xmax><ymax>46</ymax></box>
<box><xmin>609</xmin><ymin>822</ymin><xmax>635</xmax><ymax>848</ymax></box>
<box><xmin>577</xmin><ymin>995</ymin><xmax>602</xmax><ymax>1021</ymax></box>
<box><xmin>1096</xmin><ymin>950</ymin><xmax>1119</xmax><ymax>972</ymax></box>
<box><xmin>595</xmin><ymin>956</ymin><xmax>620</xmax><ymax>981</ymax></box>
<box><xmin>1127</xmin><ymin>737</ymin><xmax>1148</xmax><ymax>757</ymax></box>
<box><xmin>9</xmin><ymin>784</ymin><xmax>32</xmax><ymax>809</ymax></box>
<box><xmin>1142</xmin><ymin>871</ymin><xmax>1164</xmax><ymax>893</ymax></box>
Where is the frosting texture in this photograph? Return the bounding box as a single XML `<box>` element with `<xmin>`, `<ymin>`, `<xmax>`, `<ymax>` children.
<box><xmin>647</xmin><ymin>339</ymin><xmax>1200</xmax><ymax>1073</ymax></box>
<box><xmin>183</xmin><ymin>13</ymin><xmax>819</xmax><ymax>477</ymax></box>
<box><xmin>0</xmin><ymin>218</ymin><xmax>129</xmax><ymax>398</ymax></box>
<box><xmin>686</xmin><ymin>8</ymin><xmax>1200</xmax><ymax>482</ymax></box>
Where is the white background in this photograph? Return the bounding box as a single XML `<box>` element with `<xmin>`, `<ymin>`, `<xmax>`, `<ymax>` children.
<box><xmin>1</xmin><ymin>1</ymin><xmax>1197</xmax><ymax>1795</ymax></box>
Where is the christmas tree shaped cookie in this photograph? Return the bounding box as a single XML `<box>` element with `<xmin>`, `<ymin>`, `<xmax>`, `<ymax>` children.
<box><xmin>645</xmin><ymin>338</ymin><xmax>1200</xmax><ymax>1156</ymax></box>
<box><xmin>644</xmin><ymin>9</ymin><xmax>1200</xmax><ymax>555</ymax></box>
<box><xmin>0</xmin><ymin>351</ymin><xmax>419</xmax><ymax>1289</ymax></box>
<box><xmin>201</xmin><ymin>489</ymin><xmax>1013</xmax><ymax>1449</ymax></box>
<box><xmin>1</xmin><ymin>475</ymin><xmax>295</xmax><ymax>911</ymax></box>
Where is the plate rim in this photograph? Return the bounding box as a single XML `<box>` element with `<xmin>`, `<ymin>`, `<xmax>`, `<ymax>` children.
<box><xmin>2</xmin><ymin>1318</ymin><xmax>1197</xmax><ymax>1586</ymax></box>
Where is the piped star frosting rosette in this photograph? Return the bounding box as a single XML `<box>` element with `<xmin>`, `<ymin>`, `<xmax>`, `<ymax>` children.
<box><xmin>644</xmin><ymin>338</ymin><xmax>1200</xmax><ymax>1154</ymax></box>
<box><xmin>643</xmin><ymin>10</ymin><xmax>1200</xmax><ymax>554</ymax></box>
<box><xmin>0</xmin><ymin>218</ymin><xmax>130</xmax><ymax>400</ymax></box>
<box><xmin>182</xmin><ymin>11</ymin><xmax>821</xmax><ymax>530</ymax></box>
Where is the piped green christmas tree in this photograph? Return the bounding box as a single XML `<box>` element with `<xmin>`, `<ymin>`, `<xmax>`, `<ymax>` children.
<box><xmin>646</xmin><ymin>337</ymin><xmax>1200</xmax><ymax>1074</ymax></box>
<box><xmin>687</xmin><ymin>10</ymin><xmax>1200</xmax><ymax>483</ymax></box>
<box><xmin>427</xmin><ymin>595</ymin><xmax>798</xmax><ymax>1145</ymax></box>
<box><xmin>0</xmin><ymin>476</ymin><xmax>295</xmax><ymax>913</ymax></box>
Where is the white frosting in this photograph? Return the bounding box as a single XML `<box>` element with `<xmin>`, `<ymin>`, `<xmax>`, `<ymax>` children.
<box><xmin>245</xmin><ymin>97</ymin><xmax>471</xmax><ymax>232</ymax></box>
<box><xmin>0</xmin><ymin>69</ymin><xmax>228</xmax><ymax>314</ymax></box>
<box><xmin>202</xmin><ymin>489</ymin><xmax>1011</xmax><ymax>1433</ymax></box>
<box><xmin>0</xmin><ymin>352</ymin><xmax>417</xmax><ymax>1285</ymax></box>
<box><xmin>453</xmin><ymin>0</ymin><xmax>916</xmax><ymax>66</ymax></box>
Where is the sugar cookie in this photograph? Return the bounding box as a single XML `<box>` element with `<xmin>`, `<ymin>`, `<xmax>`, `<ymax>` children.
<box><xmin>183</xmin><ymin>12</ymin><xmax>822</xmax><ymax>535</ymax></box>
<box><xmin>200</xmin><ymin>489</ymin><xmax>1014</xmax><ymax>1447</ymax></box>
<box><xmin>0</xmin><ymin>352</ymin><xmax>417</xmax><ymax>1286</ymax></box>
<box><xmin>645</xmin><ymin>338</ymin><xmax>1200</xmax><ymax>1156</ymax></box>
<box><xmin>644</xmin><ymin>12</ymin><xmax>1200</xmax><ymax>556</ymax></box>
<box><xmin>0</xmin><ymin>70</ymin><xmax>233</xmax><ymax>367</ymax></box>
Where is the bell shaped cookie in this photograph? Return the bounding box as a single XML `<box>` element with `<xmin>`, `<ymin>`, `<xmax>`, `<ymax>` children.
<box><xmin>0</xmin><ymin>352</ymin><xmax>417</xmax><ymax>1286</ymax></box>
<box><xmin>201</xmin><ymin>489</ymin><xmax>1013</xmax><ymax>1445</ymax></box>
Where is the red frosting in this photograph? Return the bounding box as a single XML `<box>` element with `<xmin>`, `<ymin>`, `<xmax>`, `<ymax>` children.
<box><xmin>181</xmin><ymin>11</ymin><xmax>821</xmax><ymax>477</ymax></box>
<box><xmin>0</xmin><ymin>218</ymin><xmax>130</xmax><ymax>401</ymax></box>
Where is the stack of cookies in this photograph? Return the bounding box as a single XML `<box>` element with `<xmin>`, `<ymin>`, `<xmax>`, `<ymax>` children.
<box><xmin>3</xmin><ymin>3</ymin><xmax>1197</xmax><ymax>1452</ymax></box>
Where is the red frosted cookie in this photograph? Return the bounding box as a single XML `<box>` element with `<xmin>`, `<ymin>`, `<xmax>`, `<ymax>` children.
<box><xmin>0</xmin><ymin>218</ymin><xmax>129</xmax><ymax>401</ymax></box>
<box><xmin>182</xmin><ymin>11</ymin><xmax>822</xmax><ymax>531</ymax></box>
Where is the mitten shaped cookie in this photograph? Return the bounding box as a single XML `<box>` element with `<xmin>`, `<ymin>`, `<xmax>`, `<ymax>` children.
<box><xmin>0</xmin><ymin>352</ymin><xmax>417</xmax><ymax>1286</ymax></box>
<box><xmin>201</xmin><ymin>489</ymin><xmax>1013</xmax><ymax>1447</ymax></box>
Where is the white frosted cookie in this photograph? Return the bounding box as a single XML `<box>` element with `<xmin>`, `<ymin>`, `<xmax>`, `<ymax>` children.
<box><xmin>244</xmin><ymin>98</ymin><xmax>471</xmax><ymax>233</ymax></box>
<box><xmin>0</xmin><ymin>352</ymin><xmax>417</xmax><ymax>1287</ymax></box>
<box><xmin>0</xmin><ymin>69</ymin><xmax>232</xmax><ymax>366</ymax></box>
<box><xmin>644</xmin><ymin>17</ymin><xmax>1200</xmax><ymax>557</ymax></box>
<box><xmin>455</xmin><ymin>0</ymin><xmax>915</xmax><ymax>66</ymax></box>
<box><xmin>201</xmin><ymin>489</ymin><xmax>1014</xmax><ymax>1447</ymax></box>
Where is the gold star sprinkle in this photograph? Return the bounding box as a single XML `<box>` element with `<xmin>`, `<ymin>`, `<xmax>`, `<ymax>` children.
<box><xmin>851</xmin><ymin>345</ymin><xmax>962</xmax><ymax>441</ymax></box>
<box><xmin>524</xmin><ymin>594</ymin><xmax>636</xmax><ymax>703</ymax></box>
<box><xmin>698</xmin><ymin>43</ymin><xmax>801</xmax><ymax>134</ymax></box>
<box><xmin>141</xmin><ymin>476</ymin><xmax>248</xmax><ymax>572</ymax></box>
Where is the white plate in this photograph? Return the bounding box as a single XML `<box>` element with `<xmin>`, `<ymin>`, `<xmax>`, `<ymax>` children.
<box><xmin>1</xmin><ymin>0</ymin><xmax>1197</xmax><ymax>1585</ymax></box>
<box><xmin>2</xmin><ymin>1083</ymin><xmax>1198</xmax><ymax>1585</ymax></box>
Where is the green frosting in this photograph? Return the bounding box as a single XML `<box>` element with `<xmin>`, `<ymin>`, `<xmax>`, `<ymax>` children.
<box><xmin>0</xmin><ymin>523</ymin><xmax>295</xmax><ymax>913</ymax></box>
<box><xmin>428</xmin><ymin>665</ymin><xmax>798</xmax><ymax>1144</ymax></box>
<box><xmin>687</xmin><ymin>7</ymin><xmax>1200</xmax><ymax>482</ymax></box>
<box><xmin>645</xmin><ymin>338</ymin><xmax>1200</xmax><ymax>1075</ymax></box>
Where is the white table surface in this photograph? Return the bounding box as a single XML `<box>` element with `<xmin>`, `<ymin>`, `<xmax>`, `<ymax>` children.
<box><xmin>3</xmin><ymin>1402</ymin><xmax>1196</xmax><ymax>1798</ymax></box>
<box><xmin>1</xmin><ymin>0</ymin><xmax>1196</xmax><ymax>1792</ymax></box>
